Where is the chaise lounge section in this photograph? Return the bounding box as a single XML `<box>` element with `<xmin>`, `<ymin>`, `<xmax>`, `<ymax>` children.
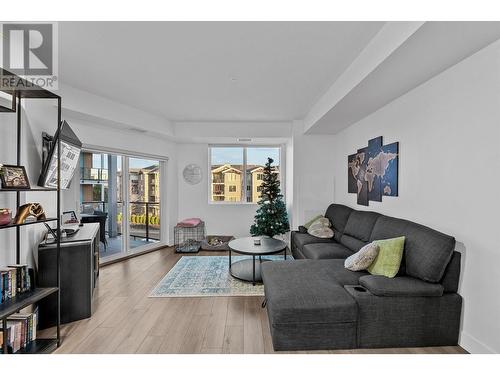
<box><xmin>262</xmin><ymin>204</ymin><xmax>462</xmax><ymax>351</ymax></box>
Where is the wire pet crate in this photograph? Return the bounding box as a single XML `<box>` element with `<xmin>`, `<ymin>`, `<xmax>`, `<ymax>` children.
<box><xmin>174</xmin><ymin>221</ymin><xmax>205</xmax><ymax>253</ymax></box>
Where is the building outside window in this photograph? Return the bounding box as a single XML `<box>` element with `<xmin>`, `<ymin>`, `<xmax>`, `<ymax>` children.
<box><xmin>209</xmin><ymin>146</ymin><xmax>281</xmax><ymax>203</ymax></box>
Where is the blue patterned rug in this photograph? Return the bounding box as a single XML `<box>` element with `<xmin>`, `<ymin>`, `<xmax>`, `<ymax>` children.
<box><xmin>149</xmin><ymin>255</ymin><xmax>293</xmax><ymax>297</ymax></box>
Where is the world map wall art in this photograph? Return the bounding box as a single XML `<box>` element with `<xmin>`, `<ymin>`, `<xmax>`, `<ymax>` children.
<box><xmin>348</xmin><ymin>136</ymin><xmax>399</xmax><ymax>206</ymax></box>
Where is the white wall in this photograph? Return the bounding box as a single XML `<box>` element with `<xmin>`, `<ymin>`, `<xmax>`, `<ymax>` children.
<box><xmin>175</xmin><ymin>121</ymin><xmax>291</xmax><ymax>142</ymax></box>
<box><xmin>177</xmin><ymin>143</ymin><xmax>259</xmax><ymax>237</ymax></box>
<box><xmin>331</xmin><ymin>39</ymin><xmax>500</xmax><ymax>353</ymax></box>
<box><xmin>291</xmin><ymin>120</ymin><xmax>336</xmax><ymax>229</ymax></box>
<box><xmin>60</xmin><ymin>83</ymin><xmax>175</xmax><ymax>137</ymax></box>
<box><xmin>176</xmin><ymin>121</ymin><xmax>294</xmax><ymax>238</ymax></box>
<box><xmin>176</xmin><ymin>120</ymin><xmax>337</xmax><ymax>238</ymax></box>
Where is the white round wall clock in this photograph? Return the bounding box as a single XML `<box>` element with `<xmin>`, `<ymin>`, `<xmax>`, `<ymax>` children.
<box><xmin>183</xmin><ymin>164</ymin><xmax>202</xmax><ymax>185</ymax></box>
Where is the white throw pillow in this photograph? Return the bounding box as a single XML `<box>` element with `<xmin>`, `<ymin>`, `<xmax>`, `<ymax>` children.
<box><xmin>307</xmin><ymin>217</ymin><xmax>334</xmax><ymax>239</ymax></box>
<box><xmin>344</xmin><ymin>242</ymin><xmax>380</xmax><ymax>271</ymax></box>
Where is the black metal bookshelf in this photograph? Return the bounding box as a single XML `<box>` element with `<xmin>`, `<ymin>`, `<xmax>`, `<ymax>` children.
<box><xmin>0</xmin><ymin>218</ymin><xmax>58</xmax><ymax>230</ymax></box>
<box><xmin>0</xmin><ymin>68</ymin><xmax>62</xmax><ymax>354</ymax></box>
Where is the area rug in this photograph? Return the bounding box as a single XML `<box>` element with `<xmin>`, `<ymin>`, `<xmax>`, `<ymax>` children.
<box><xmin>149</xmin><ymin>255</ymin><xmax>293</xmax><ymax>297</ymax></box>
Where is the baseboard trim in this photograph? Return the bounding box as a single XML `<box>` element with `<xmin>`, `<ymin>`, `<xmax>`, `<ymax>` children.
<box><xmin>460</xmin><ymin>331</ymin><xmax>496</xmax><ymax>354</ymax></box>
<box><xmin>100</xmin><ymin>245</ymin><xmax>171</xmax><ymax>267</ymax></box>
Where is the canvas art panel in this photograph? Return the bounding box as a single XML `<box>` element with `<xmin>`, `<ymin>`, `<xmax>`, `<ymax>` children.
<box><xmin>347</xmin><ymin>137</ymin><xmax>399</xmax><ymax>206</ymax></box>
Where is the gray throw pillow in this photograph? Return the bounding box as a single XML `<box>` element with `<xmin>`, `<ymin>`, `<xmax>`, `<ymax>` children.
<box><xmin>344</xmin><ymin>242</ymin><xmax>380</xmax><ymax>271</ymax></box>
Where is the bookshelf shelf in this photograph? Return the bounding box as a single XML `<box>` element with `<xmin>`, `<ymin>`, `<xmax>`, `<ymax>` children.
<box><xmin>0</xmin><ymin>288</ymin><xmax>58</xmax><ymax>320</ymax></box>
<box><xmin>0</xmin><ymin>106</ymin><xmax>15</xmax><ymax>113</ymax></box>
<box><xmin>0</xmin><ymin>188</ymin><xmax>58</xmax><ymax>192</ymax></box>
<box><xmin>0</xmin><ymin>218</ymin><xmax>58</xmax><ymax>230</ymax></box>
<box><xmin>0</xmin><ymin>338</ymin><xmax>58</xmax><ymax>354</ymax></box>
<box><xmin>1</xmin><ymin>68</ymin><xmax>62</xmax><ymax>354</ymax></box>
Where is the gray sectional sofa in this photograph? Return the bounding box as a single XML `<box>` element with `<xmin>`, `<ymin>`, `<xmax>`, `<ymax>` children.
<box><xmin>261</xmin><ymin>204</ymin><xmax>462</xmax><ymax>351</ymax></box>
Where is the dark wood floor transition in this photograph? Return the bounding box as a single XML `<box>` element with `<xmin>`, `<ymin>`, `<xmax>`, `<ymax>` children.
<box><xmin>39</xmin><ymin>248</ymin><xmax>466</xmax><ymax>354</ymax></box>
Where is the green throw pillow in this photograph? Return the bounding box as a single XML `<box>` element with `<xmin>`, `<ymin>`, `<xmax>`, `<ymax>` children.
<box><xmin>303</xmin><ymin>215</ymin><xmax>323</xmax><ymax>229</ymax></box>
<box><xmin>367</xmin><ymin>236</ymin><xmax>405</xmax><ymax>278</ymax></box>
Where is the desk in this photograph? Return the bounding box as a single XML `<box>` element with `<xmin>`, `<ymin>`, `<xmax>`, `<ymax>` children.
<box><xmin>37</xmin><ymin>223</ymin><xmax>100</xmax><ymax>328</ymax></box>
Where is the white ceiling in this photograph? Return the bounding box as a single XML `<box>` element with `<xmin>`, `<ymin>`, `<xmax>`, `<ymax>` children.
<box><xmin>59</xmin><ymin>21</ymin><xmax>384</xmax><ymax>122</ymax></box>
<box><xmin>306</xmin><ymin>21</ymin><xmax>500</xmax><ymax>134</ymax></box>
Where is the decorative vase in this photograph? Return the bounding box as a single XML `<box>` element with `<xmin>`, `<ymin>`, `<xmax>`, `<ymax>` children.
<box><xmin>0</xmin><ymin>208</ymin><xmax>12</xmax><ymax>226</ymax></box>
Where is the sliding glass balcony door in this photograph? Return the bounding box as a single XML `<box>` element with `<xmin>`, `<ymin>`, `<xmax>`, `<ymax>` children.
<box><xmin>79</xmin><ymin>151</ymin><xmax>163</xmax><ymax>261</ymax></box>
<box><xmin>128</xmin><ymin>158</ymin><xmax>161</xmax><ymax>249</ymax></box>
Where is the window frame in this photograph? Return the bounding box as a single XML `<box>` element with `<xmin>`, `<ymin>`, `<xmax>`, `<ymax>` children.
<box><xmin>208</xmin><ymin>144</ymin><xmax>285</xmax><ymax>205</ymax></box>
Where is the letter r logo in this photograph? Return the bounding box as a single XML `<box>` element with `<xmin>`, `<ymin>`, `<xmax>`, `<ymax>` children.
<box><xmin>2</xmin><ymin>23</ymin><xmax>53</xmax><ymax>75</ymax></box>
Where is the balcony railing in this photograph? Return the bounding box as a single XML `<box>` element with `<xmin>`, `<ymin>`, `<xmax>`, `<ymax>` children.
<box><xmin>81</xmin><ymin>200</ymin><xmax>160</xmax><ymax>242</ymax></box>
<box><xmin>81</xmin><ymin>200</ymin><xmax>107</xmax><ymax>213</ymax></box>
<box><xmin>80</xmin><ymin>167</ymin><xmax>109</xmax><ymax>181</ymax></box>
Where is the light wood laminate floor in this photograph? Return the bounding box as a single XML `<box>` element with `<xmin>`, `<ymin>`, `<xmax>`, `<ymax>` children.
<box><xmin>40</xmin><ymin>248</ymin><xmax>467</xmax><ymax>354</ymax></box>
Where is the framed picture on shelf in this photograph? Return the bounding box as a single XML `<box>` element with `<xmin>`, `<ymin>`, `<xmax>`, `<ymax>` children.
<box><xmin>0</xmin><ymin>164</ymin><xmax>31</xmax><ymax>189</ymax></box>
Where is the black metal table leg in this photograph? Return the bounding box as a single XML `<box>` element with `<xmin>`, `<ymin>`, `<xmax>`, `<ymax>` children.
<box><xmin>229</xmin><ymin>249</ymin><xmax>232</xmax><ymax>272</ymax></box>
<box><xmin>284</xmin><ymin>248</ymin><xmax>287</xmax><ymax>260</ymax></box>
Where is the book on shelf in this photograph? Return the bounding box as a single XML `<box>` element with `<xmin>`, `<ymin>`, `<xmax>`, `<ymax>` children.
<box><xmin>7</xmin><ymin>264</ymin><xmax>31</xmax><ymax>293</ymax></box>
<box><xmin>0</xmin><ymin>308</ymin><xmax>38</xmax><ymax>353</ymax></box>
<box><xmin>0</xmin><ymin>265</ymin><xmax>32</xmax><ymax>304</ymax></box>
<box><xmin>0</xmin><ymin>267</ymin><xmax>16</xmax><ymax>302</ymax></box>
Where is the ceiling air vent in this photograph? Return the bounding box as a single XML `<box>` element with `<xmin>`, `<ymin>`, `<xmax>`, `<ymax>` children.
<box><xmin>237</xmin><ymin>138</ymin><xmax>252</xmax><ymax>142</ymax></box>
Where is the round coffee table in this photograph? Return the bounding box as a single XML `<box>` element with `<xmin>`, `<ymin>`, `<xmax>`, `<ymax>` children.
<box><xmin>228</xmin><ymin>237</ymin><xmax>287</xmax><ymax>285</ymax></box>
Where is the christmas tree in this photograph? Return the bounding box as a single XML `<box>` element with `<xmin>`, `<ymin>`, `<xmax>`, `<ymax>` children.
<box><xmin>250</xmin><ymin>157</ymin><xmax>290</xmax><ymax>238</ymax></box>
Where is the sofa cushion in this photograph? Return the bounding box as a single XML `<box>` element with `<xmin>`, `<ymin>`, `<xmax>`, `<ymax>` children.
<box><xmin>302</xmin><ymin>243</ymin><xmax>353</xmax><ymax>260</ymax></box>
<box><xmin>340</xmin><ymin>235</ymin><xmax>368</xmax><ymax>252</ymax></box>
<box><xmin>343</xmin><ymin>211</ymin><xmax>380</xmax><ymax>242</ymax></box>
<box><xmin>370</xmin><ymin>216</ymin><xmax>455</xmax><ymax>282</ymax></box>
<box><xmin>291</xmin><ymin>231</ymin><xmax>333</xmax><ymax>249</ymax></box>
<box><xmin>359</xmin><ymin>275</ymin><xmax>444</xmax><ymax>297</ymax></box>
<box><xmin>262</xmin><ymin>260</ymin><xmax>358</xmax><ymax>324</ymax></box>
<box><xmin>369</xmin><ymin>215</ymin><xmax>410</xmax><ymax>275</ymax></box>
<box><xmin>324</xmin><ymin>204</ymin><xmax>353</xmax><ymax>239</ymax></box>
<box><xmin>328</xmin><ymin>259</ymin><xmax>368</xmax><ymax>285</ymax></box>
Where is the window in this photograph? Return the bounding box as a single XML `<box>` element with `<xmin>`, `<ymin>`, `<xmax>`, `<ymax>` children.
<box><xmin>209</xmin><ymin>146</ymin><xmax>281</xmax><ymax>203</ymax></box>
